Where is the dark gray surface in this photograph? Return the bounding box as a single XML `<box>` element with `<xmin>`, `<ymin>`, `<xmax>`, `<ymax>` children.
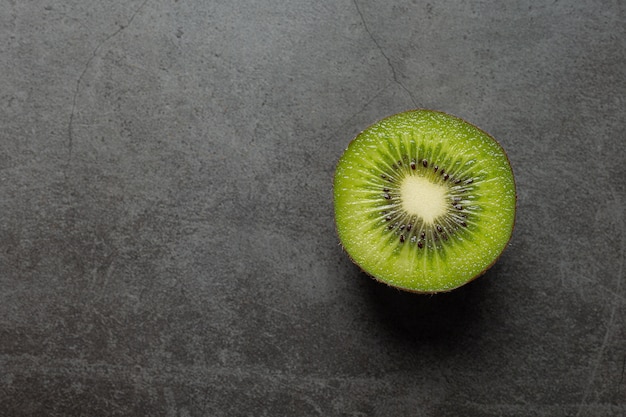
<box><xmin>1</xmin><ymin>0</ymin><xmax>624</xmax><ymax>416</ymax></box>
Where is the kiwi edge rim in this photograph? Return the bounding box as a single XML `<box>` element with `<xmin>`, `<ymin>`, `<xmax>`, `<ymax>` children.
<box><xmin>333</xmin><ymin>108</ymin><xmax>517</xmax><ymax>294</ymax></box>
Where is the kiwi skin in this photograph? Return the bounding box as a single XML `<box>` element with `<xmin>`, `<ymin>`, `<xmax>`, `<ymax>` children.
<box><xmin>334</xmin><ymin>109</ymin><xmax>517</xmax><ymax>294</ymax></box>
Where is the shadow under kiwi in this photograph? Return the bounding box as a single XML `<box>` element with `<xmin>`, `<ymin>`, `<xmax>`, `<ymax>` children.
<box><xmin>359</xmin><ymin>263</ymin><xmax>502</xmax><ymax>351</ymax></box>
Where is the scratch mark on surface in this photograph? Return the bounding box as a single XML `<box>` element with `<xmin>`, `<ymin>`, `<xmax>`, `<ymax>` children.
<box><xmin>0</xmin><ymin>353</ymin><xmax>393</xmax><ymax>390</ymax></box>
<box><xmin>576</xmin><ymin>184</ymin><xmax>624</xmax><ymax>415</ymax></box>
<box><xmin>617</xmin><ymin>355</ymin><xmax>626</xmax><ymax>385</ymax></box>
<box><xmin>66</xmin><ymin>0</ymin><xmax>149</xmax><ymax>171</ymax></box>
<box><xmin>352</xmin><ymin>0</ymin><xmax>417</xmax><ymax>107</ymax></box>
<box><xmin>250</xmin><ymin>299</ymin><xmax>356</xmax><ymax>340</ymax></box>
<box><xmin>325</xmin><ymin>81</ymin><xmax>392</xmax><ymax>143</ymax></box>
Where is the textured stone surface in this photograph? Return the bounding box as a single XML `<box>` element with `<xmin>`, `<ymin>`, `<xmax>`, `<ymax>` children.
<box><xmin>0</xmin><ymin>0</ymin><xmax>624</xmax><ymax>415</ymax></box>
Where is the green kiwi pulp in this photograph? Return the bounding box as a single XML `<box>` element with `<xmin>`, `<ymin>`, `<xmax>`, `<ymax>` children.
<box><xmin>334</xmin><ymin>109</ymin><xmax>516</xmax><ymax>293</ymax></box>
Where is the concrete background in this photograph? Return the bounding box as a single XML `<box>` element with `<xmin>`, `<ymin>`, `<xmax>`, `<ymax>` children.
<box><xmin>0</xmin><ymin>0</ymin><xmax>624</xmax><ymax>415</ymax></box>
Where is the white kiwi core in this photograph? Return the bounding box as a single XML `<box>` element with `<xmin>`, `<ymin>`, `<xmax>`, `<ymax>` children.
<box><xmin>399</xmin><ymin>175</ymin><xmax>447</xmax><ymax>223</ymax></box>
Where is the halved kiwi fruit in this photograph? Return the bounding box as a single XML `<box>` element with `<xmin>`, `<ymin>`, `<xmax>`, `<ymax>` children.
<box><xmin>334</xmin><ymin>109</ymin><xmax>516</xmax><ymax>293</ymax></box>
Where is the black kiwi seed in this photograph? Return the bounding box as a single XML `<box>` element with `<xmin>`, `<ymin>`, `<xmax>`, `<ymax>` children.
<box><xmin>406</xmin><ymin>223</ymin><xmax>412</xmax><ymax>232</ymax></box>
<box><xmin>381</xmin><ymin>174</ymin><xmax>386</xmax><ymax>179</ymax></box>
<box><xmin>422</xmin><ymin>159</ymin><xmax>428</xmax><ymax>167</ymax></box>
<box><xmin>443</xmin><ymin>173</ymin><xmax>449</xmax><ymax>181</ymax></box>
<box><xmin>410</xmin><ymin>161</ymin><xmax>416</xmax><ymax>169</ymax></box>
<box><xmin>399</xmin><ymin>225</ymin><xmax>405</xmax><ymax>231</ymax></box>
<box><xmin>383</xmin><ymin>193</ymin><xmax>391</xmax><ymax>200</ymax></box>
<box><xmin>417</xmin><ymin>240</ymin><xmax>423</xmax><ymax>248</ymax></box>
<box><xmin>400</xmin><ymin>234</ymin><xmax>405</xmax><ymax>243</ymax></box>
<box><xmin>436</xmin><ymin>225</ymin><xmax>443</xmax><ymax>233</ymax></box>
<box><xmin>454</xmin><ymin>204</ymin><xmax>463</xmax><ymax>210</ymax></box>
<box><xmin>433</xmin><ymin>165</ymin><xmax>439</xmax><ymax>173</ymax></box>
<box><xmin>420</xmin><ymin>231</ymin><xmax>426</xmax><ymax>239</ymax></box>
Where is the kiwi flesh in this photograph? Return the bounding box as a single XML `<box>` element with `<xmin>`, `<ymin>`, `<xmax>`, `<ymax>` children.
<box><xmin>334</xmin><ymin>109</ymin><xmax>516</xmax><ymax>293</ymax></box>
